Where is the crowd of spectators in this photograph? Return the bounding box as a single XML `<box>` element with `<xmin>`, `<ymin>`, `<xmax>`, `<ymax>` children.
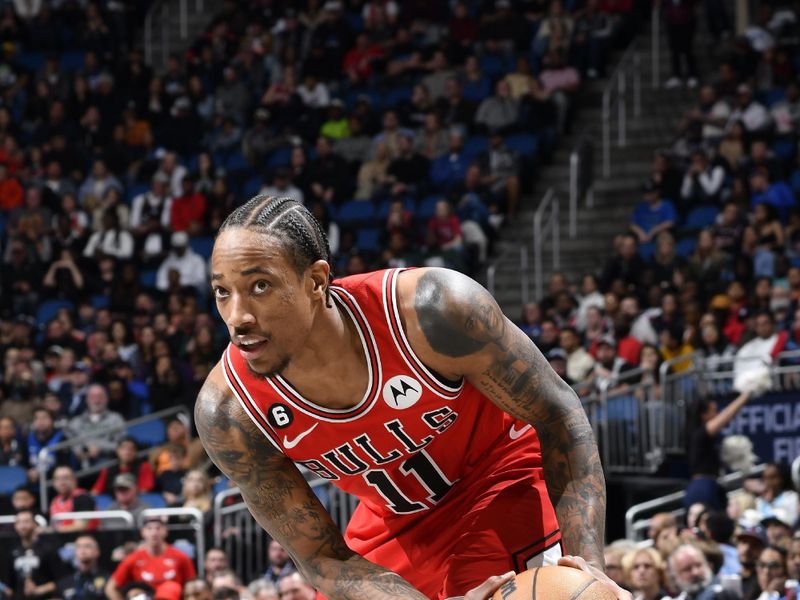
<box><xmin>0</xmin><ymin>0</ymin><xmax>646</xmax><ymax>597</ymax></box>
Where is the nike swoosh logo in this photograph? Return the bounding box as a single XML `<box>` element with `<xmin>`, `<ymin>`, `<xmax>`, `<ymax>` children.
<box><xmin>283</xmin><ymin>423</ymin><xmax>319</xmax><ymax>449</ymax></box>
<box><xmin>509</xmin><ymin>424</ymin><xmax>532</xmax><ymax>440</ymax></box>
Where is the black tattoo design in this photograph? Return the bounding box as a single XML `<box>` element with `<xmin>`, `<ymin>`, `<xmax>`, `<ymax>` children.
<box><xmin>414</xmin><ymin>269</ymin><xmax>607</xmax><ymax>568</ymax></box>
<box><xmin>195</xmin><ymin>378</ymin><xmax>427</xmax><ymax>599</ymax></box>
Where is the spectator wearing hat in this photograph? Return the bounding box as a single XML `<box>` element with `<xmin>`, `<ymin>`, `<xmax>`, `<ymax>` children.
<box><xmin>737</xmin><ymin>525</ymin><xmax>768</xmax><ymax>599</ymax></box>
<box><xmin>630</xmin><ymin>180</ymin><xmax>678</xmax><ymax>245</ymax></box>
<box><xmin>92</xmin><ymin>437</ymin><xmax>155</xmax><ymax>496</ymax></box>
<box><xmin>547</xmin><ymin>348</ymin><xmax>573</xmax><ymax>385</ymax></box>
<box><xmin>589</xmin><ymin>335</ymin><xmax>636</xmax><ymax>393</ymax></box>
<box><xmin>103</xmin><ymin>473</ymin><xmax>152</xmax><ymax>528</ymax></box>
<box><xmin>106</xmin><ymin>517</ymin><xmax>195</xmax><ymax>600</ymax></box>
<box><xmin>65</xmin><ymin>383</ymin><xmax>125</xmax><ymax>467</ymax></box>
<box><xmin>155</xmin><ymin>232</ymin><xmax>207</xmax><ymax>296</ymax></box>
<box><xmin>760</xmin><ymin>511</ymin><xmax>793</xmax><ymax>549</ymax></box>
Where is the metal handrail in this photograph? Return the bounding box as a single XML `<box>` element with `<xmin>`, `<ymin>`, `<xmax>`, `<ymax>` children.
<box><xmin>601</xmin><ymin>41</ymin><xmax>642</xmax><ymax>177</ymax></box>
<box><xmin>37</xmin><ymin>405</ymin><xmax>192</xmax><ymax>513</ymax></box>
<box><xmin>0</xmin><ymin>514</ymin><xmax>48</xmax><ymax>528</ymax></box>
<box><xmin>568</xmin><ymin>137</ymin><xmax>595</xmax><ymax>239</ymax></box>
<box><xmin>624</xmin><ymin>464</ymin><xmax>766</xmax><ymax>540</ymax></box>
<box><xmin>50</xmin><ymin>510</ymin><xmax>136</xmax><ymax>529</ymax></box>
<box><xmin>532</xmin><ymin>188</ymin><xmax>560</xmax><ymax>301</ymax></box>
<box><xmin>144</xmin><ymin>0</ymin><xmax>207</xmax><ymax>67</ymax></box>
<box><xmin>651</xmin><ymin>7</ymin><xmax>661</xmax><ymax>89</ymax></box>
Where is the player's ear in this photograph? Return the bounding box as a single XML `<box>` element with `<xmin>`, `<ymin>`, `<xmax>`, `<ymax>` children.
<box><xmin>308</xmin><ymin>259</ymin><xmax>330</xmax><ymax>299</ymax></box>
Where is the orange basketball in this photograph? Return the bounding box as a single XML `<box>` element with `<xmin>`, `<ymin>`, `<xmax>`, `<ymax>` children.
<box><xmin>491</xmin><ymin>566</ymin><xmax>617</xmax><ymax>600</ymax></box>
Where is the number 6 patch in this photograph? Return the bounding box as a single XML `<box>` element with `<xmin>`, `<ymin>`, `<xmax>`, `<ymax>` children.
<box><xmin>267</xmin><ymin>403</ymin><xmax>294</xmax><ymax>429</ymax></box>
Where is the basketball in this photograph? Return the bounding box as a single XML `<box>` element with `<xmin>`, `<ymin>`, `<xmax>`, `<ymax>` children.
<box><xmin>491</xmin><ymin>566</ymin><xmax>617</xmax><ymax>600</ymax></box>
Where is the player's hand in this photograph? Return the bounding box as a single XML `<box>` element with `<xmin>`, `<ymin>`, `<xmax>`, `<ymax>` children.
<box><xmin>446</xmin><ymin>571</ymin><xmax>516</xmax><ymax>600</ymax></box>
<box><xmin>558</xmin><ymin>555</ymin><xmax>633</xmax><ymax>600</ymax></box>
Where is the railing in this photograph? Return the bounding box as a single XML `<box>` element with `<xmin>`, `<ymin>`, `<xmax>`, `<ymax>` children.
<box><xmin>601</xmin><ymin>42</ymin><xmax>642</xmax><ymax>177</ymax></box>
<box><xmin>0</xmin><ymin>514</ymin><xmax>48</xmax><ymax>528</ymax></box>
<box><xmin>568</xmin><ymin>137</ymin><xmax>594</xmax><ymax>239</ymax></box>
<box><xmin>651</xmin><ymin>7</ymin><xmax>661</xmax><ymax>89</ymax></box>
<box><xmin>50</xmin><ymin>510</ymin><xmax>136</xmax><ymax>529</ymax></box>
<box><xmin>37</xmin><ymin>405</ymin><xmax>192</xmax><ymax>513</ymax></box>
<box><xmin>532</xmin><ymin>188</ymin><xmax>560</xmax><ymax>302</ymax></box>
<box><xmin>486</xmin><ymin>244</ymin><xmax>529</xmax><ymax>309</ymax></box>
<box><xmin>624</xmin><ymin>464</ymin><xmax>767</xmax><ymax>541</ymax></box>
<box><xmin>144</xmin><ymin>0</ymin><xmax>206</xmax><ymax>67</ymax></box>
<box><xmin>213</xmin><ymin>476</ymin><xmax>358</xmax><ymax>583</ymax></box>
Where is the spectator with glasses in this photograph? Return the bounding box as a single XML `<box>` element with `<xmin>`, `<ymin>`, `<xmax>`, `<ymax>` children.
<box><xmin>752</xmin><ymin>545</ymin><xmax>788</xmax><ymax>600</ymax></box>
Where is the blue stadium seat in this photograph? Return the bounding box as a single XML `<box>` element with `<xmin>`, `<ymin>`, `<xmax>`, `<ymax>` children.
<box><xmin>189</xmin><ymin>236</ymin><xmax>214</xmax><ymax>259</ymax></box>
<box><xmin>90</xmin><ymin>294</ymin><xmax>109</xmax><ymax>310</ymax></box>
<box><xmin>336</xmin><ymin>200</ymin><xmax>375</xmax><ymax>227</ymax></box>
<box><xmin>0</xmin><ymin>466</ymin><xmax>27</xmax><ymax>495</ymax></box>
<box><xmin>765</xmin><ymin>88</ymin><xmax>786</xmax><ymax>107</ymax></box>
<box><xmin>676</xmin><ymin>238</ymin><xmax>697</xmax><ymax>257</ymax></box>
<box><xmin>266</xmin><ymin>147</ymin><xmax>291</xmax><ymax>169</ymax></box>
<box><xmin>127</xmin><ymin>420</ymin><xmax>166</xmax><ymax>447</ymax></box>
<box><xmin>126</xmin><ymin>183</ymin><xmax>149</xmax><ymax>205</ymax></box>
<box><xmin>140</xmin><ymin>493</ymin><xmax>168</xmax><ymax>508</ymax></box>
<box><xmin>384</xmin><ymin>87</ymin><xmax>412</xmax><ymax>108</ymax></box>
<box><xmin>0</xmin><ymin>212</ymin><xmax>5</xmax><ymax>242</ymax></box>
<box><xmin>773</xmin><ymin>140</ymin><xmax>796</xmax><ymax>162</ymax></box>
<box><xmin>139</xmin><ymin>269</ymin><xmax>157</xmax><ymax>289</ymax></box>
<box><xmin>15</xmin><ymin>52</ymin><xmax>45</xmax><ymax>72</ymax></box>
<box><xmin>94</xmin><ymin>494</ymin><xmax>114</xmax><ymax>510</ymax></box>
<box><xmin>213</xmin><ymin>477</ymin><xmax>230</xmax><ymax>496</ymax></box>
<box><xmin>225</xmin><ymin>151</ymin><xmax>251</xmax><ymax>174</ymax></box>
<box><xmin>683</xmin><ymin>205</ymin><xmax>719</xmax><ymax>231</ymax></box>
<box><xmin>638</xmin><ymin>241</ymin><xmax>656</xmax><ymax>262</ymax></box>
<box><xmin>505</xmin><ymin>133</ymin><xmax>540</xmax><ymax>158</ymax></box>
<box><xmin>417</xmin><ymin>195</ymin><xmax>442</xmax><ymax>221</ymax></box>
<box><xmin>480</xmin><ymin>54</ymin><xmax>514</xmax><ymax>80</ymax></box>
<box><xmin>243</xmin><ymin>176</ymin><xmax>262</xmax><ymax>198</ymax></box>
<box><xmin>791</xmin><ymin>170</ymin><xmax>800</xmax><ymax>196</ymax></box>
<box><xmin>356</xmin><ymin>228</ymin><xmax>382</xmax><ymax>253</ymax></box>
<box><xmin>463</xmin><ymin>136</ymin><xmax>488</xmax><ymax>161</ymax></box>
<box><xmin>36</xmin><ymin>299</ymin><xmax>74</xmax><ymax>325</ymax></box>
<box><xmin>59</xmin><ymin>51</ymin><xmax>85</xmax><ymax>71</ymax></box>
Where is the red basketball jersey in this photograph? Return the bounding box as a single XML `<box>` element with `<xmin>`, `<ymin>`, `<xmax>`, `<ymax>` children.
<box><xmin>221</xmin><ymin>268</ymin><xmax>561</xmax><ymax>589</ymax></box>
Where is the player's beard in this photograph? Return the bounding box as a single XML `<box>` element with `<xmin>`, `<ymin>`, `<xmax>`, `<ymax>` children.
<box><xmin>246</xmin><ymin>353</ymin><xmax>291</xmax><ymax>378</ymax></box>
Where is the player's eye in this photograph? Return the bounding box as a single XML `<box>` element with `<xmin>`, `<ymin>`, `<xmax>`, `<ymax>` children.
<box><xmin>213</xmin><ymin>287</ymin><xmax>229</xmax><ymax>299</ymax></box>
<box><xmin>253</xmin><ymin>280</ymin><xmax>270</xmax><ymax>294</ymax></box>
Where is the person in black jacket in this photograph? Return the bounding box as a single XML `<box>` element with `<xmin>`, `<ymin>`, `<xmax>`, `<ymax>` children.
<box><xmin>55</xmin><ymin>536</ymin><xmax>110</xmax><ymax>600</ymax></box>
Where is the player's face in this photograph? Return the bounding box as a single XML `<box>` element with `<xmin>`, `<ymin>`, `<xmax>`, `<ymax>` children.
<box><xmin>211</xmin><ymin>230</ymin><xmax>322</xmax><ymax>377</ymax></box>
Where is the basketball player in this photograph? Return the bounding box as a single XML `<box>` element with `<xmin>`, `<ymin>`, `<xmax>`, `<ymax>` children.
<box><xmin>195</xmin><ymin>196</ymin><xmax>629</xmax><ymax>600</ymax></box>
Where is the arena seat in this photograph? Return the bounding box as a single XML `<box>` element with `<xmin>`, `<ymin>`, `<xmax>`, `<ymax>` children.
<box><xmin>384</xmin><ymin>87</ymin><xmax>412</xmax><ymax>109</ymax></box>
<box><xmin>505</xmin><ymin>133</ymin><xmax>540</xmax><ymax>158</ymax></box>
<box><xmin>126</xmin><ymin>183</ymin><xmax>149</xmax><ymax>205</ymax></box>
<box><xmin>14</xmin><ymin>52</ymin><xmax>45</xmax><ymax>72</ymax></box>
<box><xmin>638</xmin><ymin>241</ymin><xmax>656</xmax><ymax>262</ymax></box>
<box><xmin>94</xmin><ymin>494</ymin><xmax>114</xmax><ymax>510</ymax></box>
<box><xmin>0</xmin><ymin>466</ymin><xmax>27</xmax><ymax>495</ymax></box>
<box><xmin>683</xmin><ymin>205</ymin><xmax>719</xmax><ymax>232</ymax></box>
<box><xmin>127</xmin><ymin>419</ymin><xmax>166</xmax><ymax>447</ymax></box>
<box><xmin>355</xmin><ymin>228</ymin><xmax>382</xmax><ymax>253</ymax></box>
<box><xmin>463</xmin><ymin>136</ymin><xmax>489</xmax><ymax>161</ymax></box>
<box><xmin>90</xmin><ymin>294</ymin><xmax>110</xmax><ymax>309</ymax></box>
<box><xmin>376</xmin><ymin>197</ymin><xmax>415</xmax><ymax>220</ymax></box>
<box><xmin>140</xmin><ymin>493</ymin><xmax>167</xmax><ymax>508</ymax></box>
<box><xmin>676</xmin><ymin>238</ymin><xmax>697</xmax><ymax>258</ymax></box>
<box><xmin>265</xmin><ymin>147</ymin><xmax>291</xmax><ymax>169</ymax></box>
<box><xmin>417</xmin><ymin>195</ymin><xmax>442</xmax><ymax>222</ymax></box>
<box><xmin>189</xmin><ymin>236</ymin><xmax>215</xmax><ymax>259</ymax></box>
<box><xmin>225</xmin><ymin>151</ymin><xmax>251</xmax><ymax>175</ymax></box>
<box><xmin>243</xmin><ymin>176</ymin><xmax>262</xmax><ymax>198</ymax></box>
<box><xmin>336</xmin><ymin>200</ymin><xmax>376</xmax><ymax>228</ymax></box>
<box><xmin>59</xmin><ymin>51</ymin><xmax>85</xmax><ymax>71</ymax></box>
<box><xmin>139</xmin><ymin>269</ymin><xmax>157</xmax><ymax>289</ymax></box>
<box><xmin>36</xmin><ymin>299</ymin><xmax>74</xmax><ymax>325</ymax></box>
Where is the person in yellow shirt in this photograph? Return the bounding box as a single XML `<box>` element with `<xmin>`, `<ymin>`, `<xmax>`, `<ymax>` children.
<box><xmin>659</xmin><ymin>324</ymin><xmax>695</xmax><ymax>373</ymax></box>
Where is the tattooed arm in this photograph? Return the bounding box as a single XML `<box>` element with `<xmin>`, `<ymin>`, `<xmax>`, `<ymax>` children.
<box><xmin>400</xmin><ymin>268</ymin><xmax>607</xmax><ymax>570</ymax></box>
<box><xmin>195</xmin><ymin>364</ymin><xmax>428</xmax><ymax>600</ymax></box>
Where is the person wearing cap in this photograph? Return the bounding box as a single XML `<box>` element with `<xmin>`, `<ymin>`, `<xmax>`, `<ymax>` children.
<box><xmin>102</xmin><ymin>473</ymin><xmax>152</xmax><ymax>529</ymax></box>
<box><xmin>547</xmin><ymin>348</ymin><xmax>574</xmax><ymax>385</ymax></box>
<box><xmin>629</xmin><ymin>180</ymin><xmax>678</xmax><ymax>245</ymax></box>
<box><xmin>589</xmin><ymin>335</ymin><xmax>637</xmax><ymax>393</ymax></box>
<box><xmin>737</xmin><ymin>525</ymin><xmax>768</xmax><ymax>599</ymax></box>
<box><xmin>106</xmin><ymin>517</ymin><xmax>196</xmax><ymax>600</ymax></box>
<box><xmin>155</xmin><ymin>231</ymin><xmax>207</xmax><ymax>295</ymax></box>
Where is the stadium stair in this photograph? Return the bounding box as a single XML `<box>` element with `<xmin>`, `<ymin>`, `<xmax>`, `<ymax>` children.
<box><xmin>144</xmin><ymin>0</ymin><xmax>226</xmax><ymax>70</ymax></box>
<box><xmin>488</xmin><ymin>17</ymin><xmax>720</xmax><ymax>318</ymax></box>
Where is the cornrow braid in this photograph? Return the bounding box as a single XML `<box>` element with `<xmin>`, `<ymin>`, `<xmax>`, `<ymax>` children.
<box><xmin>219</xmin><ymin>195</ymin><xmax>334</xmax><ymax>306</ymax></box>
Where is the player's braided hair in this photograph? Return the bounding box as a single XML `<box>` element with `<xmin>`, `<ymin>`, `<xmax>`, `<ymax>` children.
<box><xmin>219</xmin><ymin>195</ymin><xmax>333</xmax><ymax>306</ymax></box>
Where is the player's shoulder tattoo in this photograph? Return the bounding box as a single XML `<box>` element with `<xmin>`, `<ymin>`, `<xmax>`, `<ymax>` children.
<box><xmin>413</xmin><ymin>268</ymin><xmax>506</xmax><ymax>358</ymax></box>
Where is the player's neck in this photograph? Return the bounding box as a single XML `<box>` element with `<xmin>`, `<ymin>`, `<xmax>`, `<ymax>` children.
<box><xmin>280</xmin><ymin>299</ymin><xmax>368</xmax><ymax>409</ymax></box>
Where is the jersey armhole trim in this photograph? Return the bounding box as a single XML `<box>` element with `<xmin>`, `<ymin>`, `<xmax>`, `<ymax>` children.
<box><xmin>222</xmin><ymin>348</ymin><xmax>284</xmax><ymax>452</ymax></box>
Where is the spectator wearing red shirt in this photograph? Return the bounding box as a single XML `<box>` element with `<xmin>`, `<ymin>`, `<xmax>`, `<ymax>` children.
<box><xmin>169</xmin><ymin>176</ymin><xmax>206</xmax><ymax>234</ymax></box>
<box><xmin>106</xmin><ymin>518</ymin><xmax>196</xmax><ymax>600</ymax></box>
<box><xmin>50</xmin><ymin>465</ymin><xmax>97</xmax><ymax>532</ymax></box>
<box><xmin>0</xmin><ymin>162</ymin><xmax>23</xmax><ymax>212</ymax></box>
<box><xmin>427</xmin><ymin>199</ymin><xmax>463</xmax><ymax>250</ymax></box>
<box><xmin>342</xmin><ymin>33</ymin><xmax>385</xmax><ymax>84</ymax></box>
<box><xmin>92</xmin><ymin>437</ymin><xmax>155</xmax><ymax>496</ymax></box>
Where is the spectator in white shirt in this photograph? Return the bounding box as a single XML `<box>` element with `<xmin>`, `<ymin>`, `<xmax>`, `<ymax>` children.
<box><xmin>259</xmin><ymin>167</ymin><xmax>304</xmax><ymax>205</ymax></box>
<box><xmin>558</xmin><ymin>327</ymin><xmax>595</xmax><ymax>383</ymax></box>
<box><xmin>83</xmin><ymin>210</ymin><xmax>134</xmax><ymax>261</ymax></box>
<box><xmin>728</xmin><ymin>84</ymin><xmax>772</xmax><ymax>134</ymax></box>
<box><xmin>296</xmin><ymin>73</ymin><xmax>330</xmax><ymax>110</ymax></box>
<box><xmin>681</xmin><ymin>150</ymin><xmax>726</xmax><ymax>208</ymax></box>
<box><xmin>156</xmin><ymin>231</ymin><xmax>207</xmax><ymax>295</ymax></box>
<box><xmin>130</xmin><ymin>173</ymin><xmax>172</xmax><ymax>233</ymax></box>
<box><xmin>733</xmin><ymin>310</ymin><xmax>787</xmax><ymax>392</ymax></box>
<box><xmin>156</xmin><ymin>151</ymin><xmax>188</xmax><ymax>198</ymax></box>
<box><xmin>770</xmin><ymin>81</ymin><xmax>800</xmax><ymax>137</ymax></box>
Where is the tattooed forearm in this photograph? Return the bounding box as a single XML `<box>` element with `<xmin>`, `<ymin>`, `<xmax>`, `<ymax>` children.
<box><xmin>195</xmin><ymin>374</ymin><xmax>426</xmax><ymax>599</ymax></box>
<box><xmin>414</xmin><ymin>269</ymin><xmax>607</xmax><ymax>568</ymax></box>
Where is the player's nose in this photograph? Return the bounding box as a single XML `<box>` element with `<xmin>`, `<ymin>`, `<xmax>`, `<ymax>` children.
<box><xmin>227</xmin><ymin>295</ymin><xmax>256</xmax><ymax>329</ymax></box>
